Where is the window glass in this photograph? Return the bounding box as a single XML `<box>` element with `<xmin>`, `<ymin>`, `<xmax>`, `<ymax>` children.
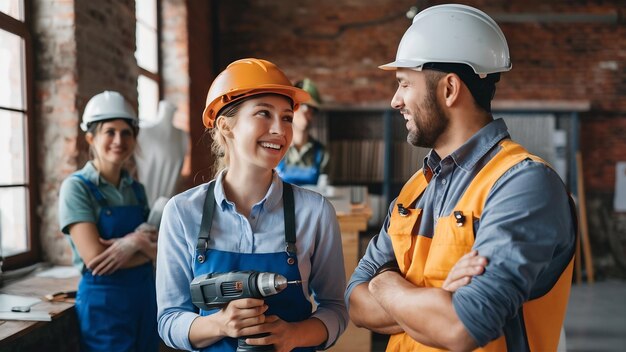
<box><xmin>136</xmin><ymin>0</ymin><xmax>157</xmax><ymax>29</ymax></box>
<box><xmin>0</xmin><ymin>110</ymin><xmax>26</xmax><ymax>184</ymax></box>
<box><xmin>0</xmin><ymin>187</ymin><xmax>28</xmax><ymax>257</ymax></box>
<box><xmin>0</xmin><ymin>0</ymin><xmax>23</xmax><ymax>21</ymax></box>
<box><xmin>136</xmin><ymin>22</ymin><xmax>158</xmax><ymax>73</ymax></box>
<box><xmin>0</xmin><ymin>29</ymin><xmax>25</xmax><ymax>110</ymax></box>
<box><xmin>138</xmin><ymin>74</ymin><xmax>159</xmax><ymax>124</ymax></box>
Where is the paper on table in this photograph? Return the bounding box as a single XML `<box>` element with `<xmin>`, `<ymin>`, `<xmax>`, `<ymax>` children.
<box><xmin>0</xmin><ymin>293</ymin><xmax>41</xmax><ymax>311</ymax></box>
<box><xmin>0</xmin><ymin>294</ymin><xmax>51</xmax><ymax>322</ymax></box>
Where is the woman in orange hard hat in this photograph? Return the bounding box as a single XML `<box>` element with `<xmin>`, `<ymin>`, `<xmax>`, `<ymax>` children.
<box><xmin>155</xmin><ymin>58</ymin><xmax>349</xmax><ymax>351</ymax></box>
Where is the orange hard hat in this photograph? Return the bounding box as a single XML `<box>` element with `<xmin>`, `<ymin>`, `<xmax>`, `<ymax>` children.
<box><xmin>202</xmin><ymin>58</ymin><xmax>310</xmax><ymax>128</ymax></box>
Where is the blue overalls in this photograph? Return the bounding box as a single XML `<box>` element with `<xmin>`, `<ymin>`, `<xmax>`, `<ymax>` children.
<box><xmin>73</xmin><ymin>174</ymin><xmax>158</xmax><ymax>352</ymax></box>
<box><xmin>194</xmin><ymin>181</ymin><xmax>315</xmax><ymax>352</ymax></box>
<box><xmin>276</xmin><ymin>142</ymin><xmax>323</xmax><ymax>186</ymax></box>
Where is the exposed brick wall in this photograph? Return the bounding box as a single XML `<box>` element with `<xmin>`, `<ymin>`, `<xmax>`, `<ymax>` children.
<box><xmin>33</xmin><ymin>0</ymin><xmax>80</xmax><ymax>265</ymax></box>
<box><xmin>34</xmin><ymin>0</ymin><xmax>137</xmax><ymax>265</ymax></box>
<box><xmin>216</xmin><ymin>0</ymin><xmax>415</xmax><ymax>106</ymax></box>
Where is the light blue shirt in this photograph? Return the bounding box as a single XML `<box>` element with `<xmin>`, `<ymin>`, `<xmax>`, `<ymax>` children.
<box><xmin>346</xmin><ymin>118</ymin><xmax>576</xmax><ymax>347</ymax></box>
<box><xmin>58</xmin><ymin>161</ymin><xmax>147</xmax><ymax>270</ymax></box>
<box><xmin>156</xmin><ymin>170</ymin><xmax>348</xmax><ymax>351</ymax></box>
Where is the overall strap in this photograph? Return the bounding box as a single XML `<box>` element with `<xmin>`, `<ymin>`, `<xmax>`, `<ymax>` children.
<box><xmin>196</xmin><ymin>181</ymin><xmax>216</xmax><ymax>263</ymax></box>
<box><xmin>130</xmin><ymin>180</ymin><xmax>150</xmax><ymax>216</ymax></box>
<box><xmin>195</xmin><ymin>180</ymin><xmax>298</xmax><ymax>264</ymax></box>
<box><xmin>73</xmin><ymin>174</ymin><xmax>108</xmax><ymax>208</ymax></box>
<box><xmin>395</xmin><ymin>170</ymin><xmax>429</xmax><ymax>211</ymax></box>
<box><xmin>282</xmin><ymin>181</ymin><xmax>297</xmax><ymax>255</ymax></box>
<box><xmin>313</xmin><ymin>141</ymin><xmax>324</xmax><ymax>167</ymax></box>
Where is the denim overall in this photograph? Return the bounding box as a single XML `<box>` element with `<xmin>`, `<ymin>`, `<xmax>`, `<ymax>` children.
<box><xmin>73</xmin><ymin>174</ymin><xmax>158</xmax><ymax>352</ymax></box>
<box><xmin>276</xmin><ymin>143</ymin><xmax>323</xmax><ymax>186</ymax></box>
<box><xmin>193</xmin><ymin>181</ymin><xmax>315</xmax><ymax>351</ymax></box>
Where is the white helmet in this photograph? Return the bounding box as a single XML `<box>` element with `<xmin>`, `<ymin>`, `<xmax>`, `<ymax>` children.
<box><xmin>81</xmin><ymin>91</ymin><xmax>138</xmax><ymax>131</ymax></box>
<box><xmin>380</xmin><ymin>4</ymin><xmax>512</xmax><ymax>76</ymax></box>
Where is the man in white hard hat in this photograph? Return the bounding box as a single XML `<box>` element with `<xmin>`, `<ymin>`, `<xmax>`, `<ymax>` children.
<box><xmin>346</xmin><ymin>4</ymin><xmax>576</xmax><ymax>351</ymax></box>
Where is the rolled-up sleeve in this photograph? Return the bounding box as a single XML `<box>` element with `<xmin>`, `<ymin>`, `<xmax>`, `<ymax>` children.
<box><xmin>156</xmin><ymin>198</ymin><xmax>200</xmax><ymax>351</ymax></box>
<box><xmin>452</xmin><ymin>160</ymin><xmax>576</xmax><ymax>346</ymax></box>
<box><xmin>345</xmin><ymin>201</ymin><xmax>397</xmax><ymax>309</ymax></box>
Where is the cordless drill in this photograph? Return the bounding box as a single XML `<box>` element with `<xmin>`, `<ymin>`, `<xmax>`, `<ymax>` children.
<box><xmin>190</xmin><ymin>271</ymin><xmax>301</xmax><ymax>352</ymax></box>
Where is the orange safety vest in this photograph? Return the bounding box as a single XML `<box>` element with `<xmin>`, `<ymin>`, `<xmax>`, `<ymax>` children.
<box><xmin>386</xmin><ymin>140</ymin><xmax>575</xmax><ymax>352</ymax></box>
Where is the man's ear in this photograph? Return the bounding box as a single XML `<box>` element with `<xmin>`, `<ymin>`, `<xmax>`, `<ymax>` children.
<box><xmin>443</xmin><ymin>73</ymin><xmax>462</xmax><ymax>107</ymax></box>
<box><xmin>216</xmin><ymin>116</ymin><xmax>234</xmax><ymax>139</ymax></box>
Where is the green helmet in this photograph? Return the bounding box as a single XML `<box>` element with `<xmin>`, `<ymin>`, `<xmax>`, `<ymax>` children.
<box><xmin>295</xmin><ymin>78</ymin><xmax>322</xmax><ymax>108</ymax></box>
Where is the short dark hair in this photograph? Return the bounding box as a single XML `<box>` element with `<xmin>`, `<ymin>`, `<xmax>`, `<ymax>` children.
<box><xmin>422</xmin><ymin>62</ymin><xmax>500</xmax><ymax>113</ymax></box>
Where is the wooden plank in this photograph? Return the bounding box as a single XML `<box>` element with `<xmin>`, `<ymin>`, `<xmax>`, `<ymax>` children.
<box><xmin>576</xmin><ymin>152</ymin><xmax>594</xmax><ymax>283</ymax></box>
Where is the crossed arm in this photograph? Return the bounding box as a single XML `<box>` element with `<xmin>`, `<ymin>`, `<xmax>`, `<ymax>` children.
<box><xmin>348</xmin><ymin>251</ymin><xmax>485</xmax><ymax>351</ymax></box>
<box><xmin>69</xmin><ymin>222</ymin><xmax>157</xmax><ymax>275</ymax></box>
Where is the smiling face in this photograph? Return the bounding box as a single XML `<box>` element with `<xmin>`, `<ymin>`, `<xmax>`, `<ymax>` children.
<box><xmin>86</xmin><ymin>119</ymin><xmax>137</xmax><ymax>167</ymax></box>
<box><xmin>391</xmin><ymin>69</ymin><xmax>448</xmax><ymax>148</ymax></box>
<box><xmin>221</xmin><ymin>94</ymin><xmax>294</xmax><ymax>173</ymax></box>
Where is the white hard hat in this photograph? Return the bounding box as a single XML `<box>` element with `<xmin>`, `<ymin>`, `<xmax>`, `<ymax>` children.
<box><xmin>81</xmin><ymin>91</ymin><xmax>138</xmax><ymax>131</ymax></box>
<box><xmin>380</xmin><ymin>4</ymin><xmax>512</xmax><ymax>76</ymax></box>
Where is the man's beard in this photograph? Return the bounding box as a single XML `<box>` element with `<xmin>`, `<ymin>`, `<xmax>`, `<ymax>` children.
<box><xmin>407</xmin><ymin>87</ymin><xmax>448</xmax><ymax>148</ymax></box>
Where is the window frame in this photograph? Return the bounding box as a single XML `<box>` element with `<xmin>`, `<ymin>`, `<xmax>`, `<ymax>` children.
<box><xmin>0</xmin><ymin>0</ymin><xmax>40</xmax><ymax>270</ymax></box>
<box><xmin>136</xmin><ymin>0</ymin><xmax>162</xmax><ymax>121</ymax></box>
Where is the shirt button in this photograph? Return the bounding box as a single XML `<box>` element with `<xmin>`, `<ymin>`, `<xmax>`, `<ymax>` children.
<box><xmin>441</xmin><ymin>179</ymin><xmax>447</xmax><ymax>185</ymax></box>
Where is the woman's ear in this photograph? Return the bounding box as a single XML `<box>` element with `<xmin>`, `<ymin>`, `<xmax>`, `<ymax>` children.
<box><xmin>443</xmin><ymin>73</ymin><xmax>462</xmax><ymax>107</ymax></box>
<box><xmin>85</xmin><ymin>132</ymin><xmax>94</xmax><ymax>145</ymax></box>
<box><xmin>216</xmin><ymin>115</ymin><xmax>234</xmax><ymax>139</ymax></box>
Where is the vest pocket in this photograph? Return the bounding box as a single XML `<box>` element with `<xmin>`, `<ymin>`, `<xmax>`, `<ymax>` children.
<box><xmin>387</xmin><ymin>207</ymin><xmax>422</xmax><ymax>237</ymax></box>
<box><xmin>388</xmin><ymin>208</ymin><xmax>422</xmax><ymax>272</ymax></box>
<box><xmin>423</xmin><ymin>211</ymin><xmax>475</xmax><ymax>286</ymax></box>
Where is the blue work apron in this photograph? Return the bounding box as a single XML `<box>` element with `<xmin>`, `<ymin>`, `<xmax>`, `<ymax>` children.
<box><xmin>276</xmin><ymin>142</ymin><xmax>323</xmax><ymax>186</ymax></box>
<box><xmin>193</xmin><ymin>181</ymin><xmax>315</xmax><ymax>352</ymax></box>
<box><xmin>73</xmin><ymin>174</ymin><xmax>158</xmax><ymax>352</ymax></box>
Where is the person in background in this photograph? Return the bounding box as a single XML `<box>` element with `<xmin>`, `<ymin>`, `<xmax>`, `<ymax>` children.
<box><xmin>156</xmin><ymin>58</ymin><xmax>348</xmax><ymax>351</ymax></box>
<box><xmin>346</xmin><ymin>4</ymin><xmax>576</xmax><ymax>351</ymax></box>
<box><xmin>276</xmin><ymin>78</ymin><xmax>329</xmax><ymax>186</ymax></box>
<box><xmin>58</xmin><ymin>91</ymin><xmax>158</xmax><ymax>351</ymax></box>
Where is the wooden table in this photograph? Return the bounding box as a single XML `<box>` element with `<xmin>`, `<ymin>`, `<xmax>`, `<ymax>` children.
<box><xmin>329</xmin><ymin>205</ymin><xmax>372</xmax><ymax>352</ymax></box>
<box><xmin>0</xmin><ymin>274</ymin><xmax>80</xmax><ymax>351</ymax></box>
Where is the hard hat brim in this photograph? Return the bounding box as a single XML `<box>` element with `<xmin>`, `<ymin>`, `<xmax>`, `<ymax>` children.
<box><xmin>378</xmin><ymin>59</ymin><xmax>426</xmax><ymax>71</ymax></box>
<box><xmin>202</xmin><ymin>85</ymin><xmax>310</xmax><ymax>128</ymax></box>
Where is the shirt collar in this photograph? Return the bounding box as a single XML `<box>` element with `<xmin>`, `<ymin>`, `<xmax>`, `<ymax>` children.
<box><xmin>83</xmin><ymin>161</ymin><xmax>134</xmax><ymax>188</ymax></box>
<box><xmin>213</xmin><ymin>169</ymin><xmax>284</xmax><ymax>212</ymax></box>
<box><xmin>422</xmin><ymin>118</ymin><xmax>510</xmax><ymax>174</ymax></box>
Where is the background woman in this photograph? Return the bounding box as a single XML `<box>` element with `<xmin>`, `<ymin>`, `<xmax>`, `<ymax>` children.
<box><xmin>58</xmin><ymin>90</ymin><xmax>158</xmax><ymax>351</ymax></box>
